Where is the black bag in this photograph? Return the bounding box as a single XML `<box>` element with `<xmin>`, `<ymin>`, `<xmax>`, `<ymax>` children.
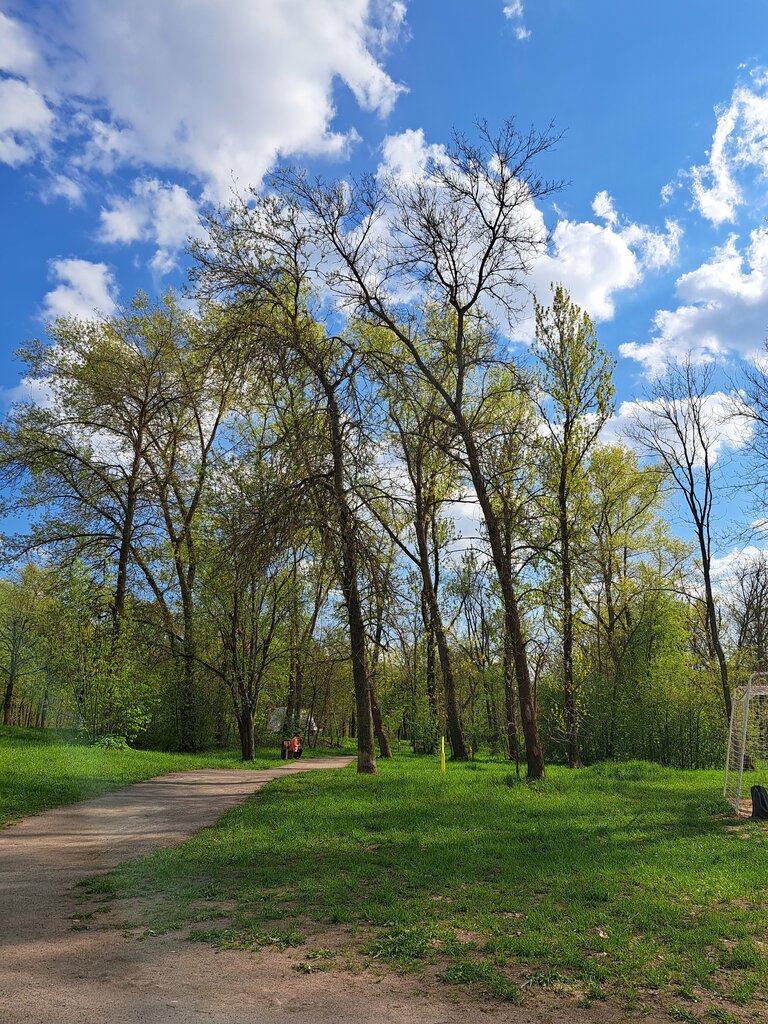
<box><xmin>751</xmin><ymin>784</ymin><xmax>768</xmax><ymax>820</ymax></box>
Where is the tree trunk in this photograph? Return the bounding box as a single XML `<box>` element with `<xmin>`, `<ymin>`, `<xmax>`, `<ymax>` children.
<box><xmin>323</xmin><ymin>380</ymin><xmax>376</xmax><ymax>774</ymax></box>
<box><xmin>702</xmin><ymin>560</ymin><xmax>732</xmax><ymax>720</ymax></box>
<box><xmin>369</xmin><ymin>676</ymin><xmax>392</xmax><ymax>758</ymax></box>
<box><xmin>502</xmin><ymin>629</ymin><xmax>520</xmax><ymax>773</ymax></box>
<box><xmin>462</xmin><ymin>430</ymin><xmax>544</xmax><ymax>778</ymax></box>
<box><xmin>422</xmin><ymin>590</ymin><xmax>437</xmax><ymax>720</ymax></box>
<box><xmin>178</xmin><ymin>583</ymin><xmax>198</xmax><ymax>752</ymax></box>
<box><xmin>558</xmin><ymin>478</ymin><xmax>582</xmax><ymax>768</ymax></box>
<box><xmin>413</xmin><ymin>512</ymin><xmax>467</xmax><ymax>759</ymax></box>
<box><xmin>2</xmin><ymin>669</ymin><xmax>16</xmax><ymax>726</ymax></box>
<box><xmin>238</xmin><ymin>711</ymin><xmax>256</xmax><ymax>761</ymax></box>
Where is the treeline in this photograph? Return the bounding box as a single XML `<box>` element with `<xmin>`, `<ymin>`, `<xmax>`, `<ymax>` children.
<box><xmin>2</xmin><ymin>122</ymin><xmax>768</xmax><ymax>772</ymax></box>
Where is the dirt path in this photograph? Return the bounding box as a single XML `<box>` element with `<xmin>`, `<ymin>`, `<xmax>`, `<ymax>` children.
<box><xmin>0</xmin><ymin>757</ymin><xmax>668</xmax><ymax>1024</ymax></box>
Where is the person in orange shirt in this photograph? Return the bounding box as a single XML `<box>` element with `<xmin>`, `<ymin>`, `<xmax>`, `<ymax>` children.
<box><xmin>289</xmin><ymin>735</ymin><xmax>303</xmax><ymax>758</ymax></box>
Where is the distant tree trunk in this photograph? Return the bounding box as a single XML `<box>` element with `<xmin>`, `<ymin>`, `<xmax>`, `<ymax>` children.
<box><xmin>36</xmin><ymin>687</ymin><xmax>49</xmax><ymax>729</ymax></box>
<box><xmin>558</xmin><ymin>472</ymin><xmax>583</xmax><ymax>768</ymax></box>
<box><xmin>502</xmin><ymin>629</ymin><xmax>520</xmax><ymax>773</ymax></box>
<box><xmin>422</xmin><ymin>591</ymin><xmax>437</xmax><ymax>721</ymax></box>
<box><xmin>702</xmin><ymin>558</ymin><xmax>732</xmax><ymax>720</ymax></box>
<box><xmin>369</xmin><ymin>675</ymin><xmax>392</xmax><ymax>759</ymax></box>
<box><xmin>413</xmin><ymin>509</ymin><xmax>467</xmax><ymax>759</ymax></box>
<box><xmin>2</xmin><ymin>667</ymin><xmax>16</xmax><ymax>726</ymax></box>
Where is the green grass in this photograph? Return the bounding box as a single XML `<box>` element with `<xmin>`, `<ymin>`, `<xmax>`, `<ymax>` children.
<box><xmin>103</xmin><ymin>754</ymin><xmax>768</xmax><ymax>1016</ymax></box>
<box><xmin>0</xmin><ymin>725</ymin><xmax>348</xmax><ymax>826</ymax></box>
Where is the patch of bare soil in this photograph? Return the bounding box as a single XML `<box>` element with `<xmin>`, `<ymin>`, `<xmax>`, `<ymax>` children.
<box><xmin>0</xmin><ymin>760</ymin><xmax>757</xmax><ymax>1023</ymax></box>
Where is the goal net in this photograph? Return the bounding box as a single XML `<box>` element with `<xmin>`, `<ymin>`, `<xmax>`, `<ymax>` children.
<box><xmin>724</xmin><ymin>674</ymin><xmax>768</xmax><ymax>815</ymax></box>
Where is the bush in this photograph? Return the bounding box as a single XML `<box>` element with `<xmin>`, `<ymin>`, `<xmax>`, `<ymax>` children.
<box><xmin>93</xmin><ymin>734</ymin><xmax>129</xmax><ymax>750</ymax></box>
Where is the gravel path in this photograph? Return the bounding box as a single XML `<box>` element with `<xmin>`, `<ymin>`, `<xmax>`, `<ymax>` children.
<box><xmin>0</xmin><ymin>757</ymin><xmax>665</xmax><ymax>1024</ymax></box>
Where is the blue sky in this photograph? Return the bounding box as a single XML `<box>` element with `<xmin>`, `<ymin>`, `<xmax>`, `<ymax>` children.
<box><xmin>3</xmin><ymin>0</ymin><xmax>768</xmax><ymax>567</ymax></box>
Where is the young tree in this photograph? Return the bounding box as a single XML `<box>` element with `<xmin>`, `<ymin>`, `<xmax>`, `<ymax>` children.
<box><xmin>533</xmin><ymin>286</ymin><xmax>615</xmax><ymax>767</ymax></box>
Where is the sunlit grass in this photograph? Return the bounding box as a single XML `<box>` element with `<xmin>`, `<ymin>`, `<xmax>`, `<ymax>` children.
<box><xmin>105</xmin><ymin>754</ymin><xmax>768</xmax><ymax>1016</ymax></box>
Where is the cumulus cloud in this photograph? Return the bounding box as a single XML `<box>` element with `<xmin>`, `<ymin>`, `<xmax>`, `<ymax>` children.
<box><xmin>0</xmin><ymin>77</ymin><xmax>53</xmax><ymax>166</ymax></box>
<box><xmin>0</xmin><ymin>12</ymin><xmax>54</xmax><ymax>166</ymax></box>
<box><xmin>42</xmin><ymin>258</ymin><xmax>118</xmax><ymax>320</ymax></box>
<box><xmin>99</xmin><ymin>178</ymin><xmax>202</xmax><ymax>274</ymax></box>
<box><xmin>620</xmin><ymin>226</ymin><xmax>768</xmax><ymax>373</ymax></box>
<box><xmin>378</xmin><ymin>127</ymin><xmax>447</xmax><ymax>180</ymax></box>
<box><xmin>525</xmin><ymin>191</ymin><xmax>681</xmax><ymax>329</ymax></box>
<box><xmin>689</xmin><ymin>70</ymin><xmax>768</xmax><ymax>225</ymax></box>
<box><xmin>710</xmin><ymin>544</ymin><xmax>767</xmax><ymax>582</ymax></box>
<box><xmin>43</xmin><ymin>174</ymin><xmax>84</xmax><ymax>205</ymax></box>
<box><xmin>8</xmin><ymin>0</ymin><xmax>407</xmax><ymax>199</ymax></box>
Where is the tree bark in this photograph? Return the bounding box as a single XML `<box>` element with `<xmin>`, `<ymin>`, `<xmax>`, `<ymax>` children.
<box><xmin>2</xmin><ymin>668</ymin><xmax>16</xmax><ymax>726</ymax></box>
<box><xmin>238</xmin><ymin>711</ymin><xmax>256</xmax><ymax>761</ymax></box>
<box><xmin>323</xmin><ymin>379</ymin><xmax>376</xmax><ymax>774</ymax></box>
<box><xmin>462</xmin><ymin>430</ymin><xmax>545</xmax><ymax>778</ymax></box>
<box><xmin>558</xmin><ymin>473</ymin><xmax>583</xmax><ymax>768</ymax></box>
<box><xmin>702</xmin><ymin>556</ymin><xmax>732</xmax><ymax>720</ymax></box>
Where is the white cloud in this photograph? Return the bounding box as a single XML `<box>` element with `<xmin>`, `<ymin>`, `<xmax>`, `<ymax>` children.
<box><xmin>0</xmin><ymin>77</ymin><xmax>53</xmax><ymax>166</ymax></box>
<box><xmin>14</xmin><ymin>0</ymin><xmax>407</xmax><ymax>199</ymax></box>
<box><xmin>602</xmin><ymin>392</ymin><xmax>753</xmax><ymax>465</ymax></box>
<box><xmin>43</xmin><ymin>174</ymin><xmax>84</xmax><ymax>205</ymax></box>
<box><xmin>711</xmin><ymin>545</ymin><xmax>768</xmax><ymax>585</ymax></box>
<box><xmin>592</xmin><ymin>189</ymin><xmax>618</xmax><ymax>226</ymax></box>
<box><xmin>527</xmin><ymin>193</ymin><xmax>681</xmax><ymax>327</ymax></box>
<box><xmin>42</xmin><ymin>258</ymin><xmax>118</xmax><ymax>320</ymax></box>
<box><xmin>0</xmin><ymin>11</ymin><xmax>38</xmax><ymax>76</ymax></box>
<box><xmin>689</xmin><ymin>70</ymin><xmax>768</xmax><ymax>225</ymax></box>
<box><xmin>378</xmin><ymin>127</ymin><xmax>447</xmax><ymax>180</ymax></box>
<box><xmin>99</xmin><ymin>178</ymin><xmax>202</xmax><ymax>273</ymax></box>
<box><xmin>503</xmin><ymin>1</ymin><xmax>530</xmax><ymax>39</ymax></box>
<box><xmin>0</xmin><ymin>376</ymin><xmax>55</xmax><ymax>410</ymax></box>
<box><xmin>621</xmin><ymin>226</ymin><xmax>768</xmax><ymax>373</ymax></box>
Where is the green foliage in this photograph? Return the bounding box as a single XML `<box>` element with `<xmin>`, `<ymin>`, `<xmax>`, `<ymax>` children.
<box><xmin>93</xmin><ymin>734</ymin><xmax>129</xmax><ymax>750</ymax></box>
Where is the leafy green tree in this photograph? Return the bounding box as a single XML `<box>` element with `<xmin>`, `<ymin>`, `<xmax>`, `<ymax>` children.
<box><xmin>270</xmin><ymin>122</ymin><xmax>560</xmax><ymax>777</ymax></box>
<box><xmin>533</xmin><ymin>286</ymin><xmax>615</xmax><ymax>767</ymax></box>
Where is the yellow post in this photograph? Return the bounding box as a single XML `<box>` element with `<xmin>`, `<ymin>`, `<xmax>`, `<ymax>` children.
<box><xmin>440</xmin><ymin>735</ymin><xmax>446</xmax><ymax>773</ymax></box>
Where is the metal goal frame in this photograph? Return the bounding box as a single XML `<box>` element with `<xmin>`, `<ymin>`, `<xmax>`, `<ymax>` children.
<box><xmin>723</xmin><ymin>673</ymin><xmax>768</xmax><ymax>814</ymax></box>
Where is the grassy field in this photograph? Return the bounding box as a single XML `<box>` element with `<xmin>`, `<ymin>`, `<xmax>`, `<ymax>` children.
<box><xmin>98</xmin><ymin>754</ymin><xmax>768</xmax><ymax>1020</ymax></box>
<box><xmin>0</xmin><ymin>726</ymin><xmax>347</xmax><ymax>826</ymax></box>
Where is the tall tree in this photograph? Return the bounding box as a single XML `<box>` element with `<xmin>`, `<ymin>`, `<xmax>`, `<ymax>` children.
<box><xmin>193</xmin><ymin>205</ymin><xmax>380</xmax><ymax>773</ymax></box>
<box><xmin>533</xmin><ymin>286</ymin><xmax>615</xmax><ymax>767</ymax></box>
<box><xmin>271</xmin><ymin>121</ymin><xmax>560</xmax><ymax>777</ymax></box>
<box><xmin>628</xmin><ymin>358</ymin><xmax>732</xmax><ymax>719</ymax></box>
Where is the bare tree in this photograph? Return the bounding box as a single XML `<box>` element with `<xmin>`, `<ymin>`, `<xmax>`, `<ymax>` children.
<box><xmin>628</xmin><ymin>358</ymin><xmax>732</xmax><ymax>719</ymax></box>
<box><xmin>729</xmin><ymin>553</ymin><xmax>768</xmax><ymax>668</ymax></box>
